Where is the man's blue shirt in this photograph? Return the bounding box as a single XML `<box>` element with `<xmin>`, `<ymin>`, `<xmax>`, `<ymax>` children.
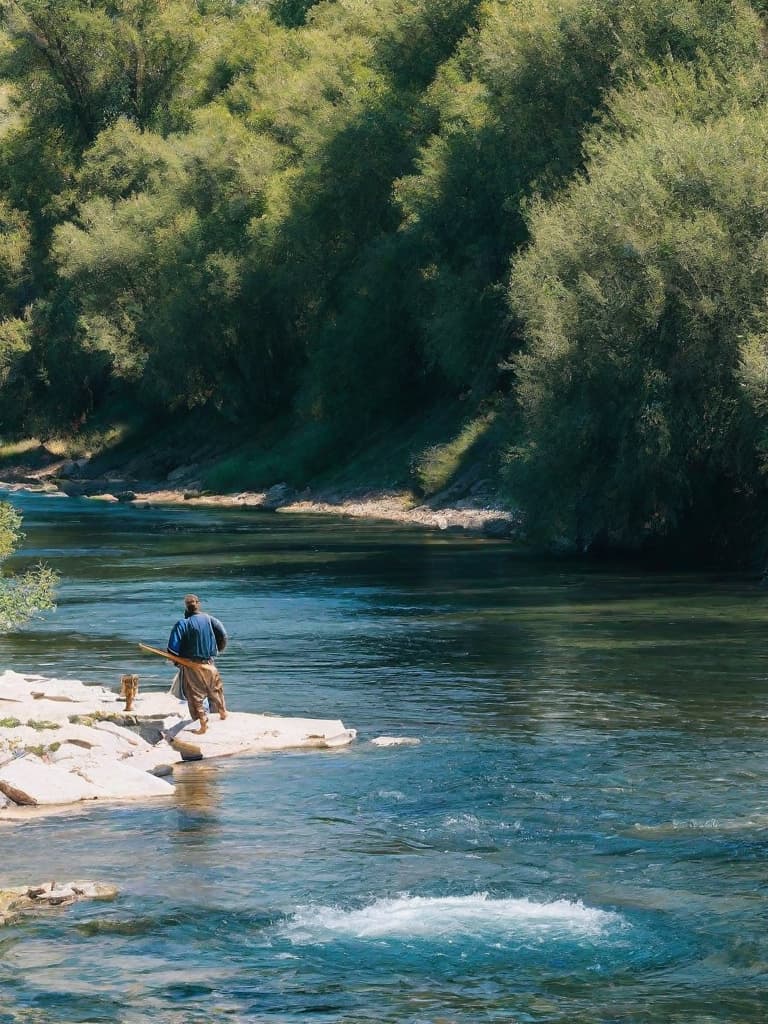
<box><xmin>167</xmin><ymin>613</ymin><xmax>227</xmax><ymax>661</ymax></box>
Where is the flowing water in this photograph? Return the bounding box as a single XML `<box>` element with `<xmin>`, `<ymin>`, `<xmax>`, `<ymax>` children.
<box><xmin>0</xmin><ymin>490</ymin><xmax>767</xmax><ymax>1023</ymax></box>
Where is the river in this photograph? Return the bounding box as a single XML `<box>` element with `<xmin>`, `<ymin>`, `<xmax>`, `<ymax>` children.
<box><xmin>0</xmin><ymin>490</ymin><xmax>767</xmax><ymax>1023</ymax></box>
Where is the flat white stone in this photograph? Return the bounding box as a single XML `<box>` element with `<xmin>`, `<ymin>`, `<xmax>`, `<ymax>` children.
<box><xmin>48</xmin><ymin>744</ymin><xmax>87</xmax><ymax>764</ymax></box>
<box><xmin>90</xmin><ymin>720</ymin><xmax>150</xmax><ymax>749</ymax></box>
<box><xmin>30</xmin><ymin>680</ymin><xmax>114</xmax><ymax>703</ymax></box>
<box><xmin>0</xmin><ymin>759</ymin><xmax>103</xmax><ymax>805</ymax></box>
<box><xmin>370</xmin><ymin>736</ymin><xmax>421</xmax><ymax>747</ymax></box>
<box><xmin>119</xmin><ymin>746</ymin><xmax>182</xmax><ymax>774</ymax></box>
<box><xmin>0</xmin><ymin>669</ymin><xmax>357</xmax><ymax>815</ymax></box>
<box><xmin>166</xmin><ymin>712</ymin><xmax>356</xmax><ymax>761</ymax></box>
<box><xmin>0</xmin><ymin>724</ymin><xmax>62</xmax><ymax>749</ymax></box>
<box><xmin>75</xmin><ymin>760</ymin><xmax>174</xmax><ymax>799</ymax></box>
<box><xmin>56</xmin><ymin>723</ymin><xmax>130</xmax><ymax>751</ymax></box>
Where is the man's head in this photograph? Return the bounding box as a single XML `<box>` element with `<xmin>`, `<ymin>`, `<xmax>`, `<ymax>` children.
<box><xmin>184</xmin><ymin>594</ymin><xmax>201</xmax><ymax>616</ymax></box>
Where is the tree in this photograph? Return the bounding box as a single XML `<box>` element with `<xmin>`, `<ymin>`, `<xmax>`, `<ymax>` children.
<box><xmin>0</xmin><ymin>0</ymin><xmax>206</xmax><ymax>143</ymax></box>
<box><xmin>49</xmin><ymin>108</ymin><xmax>278</xmax><ymax>415</ymax></box>
<box><xmin>508</xmin><ymin>77</ymin><xmax>768</xmax><ymax>553</ymax></box>
<box><xmin>0</xmin><ymin>502</ymin><xmax>57</xmax><ymax>630</ymax></box>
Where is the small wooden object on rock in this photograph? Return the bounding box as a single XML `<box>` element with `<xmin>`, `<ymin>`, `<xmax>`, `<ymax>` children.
<box><xmin>119</xmin><ymin>674</ymin><xmax>139</xmax><ymax>712</ymax></box>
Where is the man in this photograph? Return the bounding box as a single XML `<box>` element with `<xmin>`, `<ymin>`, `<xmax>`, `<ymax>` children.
<box><xmin>167</xmin><ymin>594</ymin><xmax>228</xmax><ymax>735</ymax></box>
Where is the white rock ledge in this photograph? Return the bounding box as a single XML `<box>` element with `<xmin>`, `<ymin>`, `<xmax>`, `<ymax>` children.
<box><xmin>0</xmin><ymin>670</ymin><xmax>356</xmax><ymax>818</ymax></box>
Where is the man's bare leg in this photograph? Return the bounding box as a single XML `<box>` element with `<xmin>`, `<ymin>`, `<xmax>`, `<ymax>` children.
<box><xmin>191</xmin><ymin>716</ymin><xmax>208</xmax><ymax>735</ymax></box>
<box><xmin>209</xmin><ymin>700</ymin><xmax>227</xmax><ymax>721</ymax></box>
<box><xmin>208</xmin><ymin>696</ymin><xmax>226</xmax><ymax>720</ymax></box>
<box><xmin>209</xmin><ymin>683</ymin><xmax>227</xmax><ymax>720</ymax></box>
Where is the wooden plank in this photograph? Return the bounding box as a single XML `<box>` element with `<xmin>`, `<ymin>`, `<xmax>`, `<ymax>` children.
<box><xmin>138</xmin><ymin>643</ymin><xmax>205</xmax><ymax>671</ymax></box>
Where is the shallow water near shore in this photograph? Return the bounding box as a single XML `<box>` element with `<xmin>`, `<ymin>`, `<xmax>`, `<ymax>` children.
<box><xmin>1</xmin><ymin>491</ymin><xmax>768</xmax><ymax>1022</ymax></box>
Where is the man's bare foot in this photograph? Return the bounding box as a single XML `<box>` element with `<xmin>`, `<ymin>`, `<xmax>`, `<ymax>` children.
<box><xmin>191</xmin><ymin>722</ymin><xmax>208</xmax><ymax>735</ymax></box>
<box><xmin>219</xmin><ymin>710</ymin><xmax>228</xmax><ymax>720</ymax></box>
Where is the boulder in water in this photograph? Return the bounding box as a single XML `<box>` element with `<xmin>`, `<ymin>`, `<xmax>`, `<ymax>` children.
<box><xmin>0</xmin><ymin>880</ymin><xmax>117</xmax><ymax>925</ymax></box>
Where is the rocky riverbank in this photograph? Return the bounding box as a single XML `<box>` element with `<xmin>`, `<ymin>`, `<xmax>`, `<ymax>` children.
<box><xmin>0</xmin><ymin>448</ymin><xmax>521</xmax><ymax>538</ymax></box>
<box><xmin>0</xmin><ymin>670</ymin><xmax>356</xmax><ymax>820</ymax></box>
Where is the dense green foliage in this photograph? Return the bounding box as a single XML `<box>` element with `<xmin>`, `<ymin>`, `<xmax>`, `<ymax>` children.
<box><xmin>2</xmin><ymin>0</ymin><xmax>768</xmax><ymax>555</ymax></box>
<box><xmin>0</xmin><ymin>502</ymin><xmax>57</xmax><ymax>629</ymax></box>
<box><xmin>512</xmin><ymin>77</ymin><xmax>768</xmax><ymax>550</ymax></box>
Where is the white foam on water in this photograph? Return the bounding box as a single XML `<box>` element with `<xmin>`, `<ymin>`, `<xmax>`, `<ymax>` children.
<box><xmin>443</xmin><ymin>813</ymin><xmax>483</xmax><ymax>831</ymax></box>
<box><xmin>443</xmin><ymin>814</ymin><xmax>522</xmax><ymax>833</ymax></box>
<box><xmin>281</xmin><ymin>893</ymin><xmax>624</xmax><ymax>944</ymax></box>
<box><xmin>632</xmin><ymin>813</ymin><xmax>768</xmax><ymax>836</ymax></box>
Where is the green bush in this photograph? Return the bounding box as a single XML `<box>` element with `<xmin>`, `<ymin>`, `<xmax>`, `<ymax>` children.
<box><xmin>0</xmin><ymin>503</ymin><xmax>57</xmax><ymax>630</ymax></box>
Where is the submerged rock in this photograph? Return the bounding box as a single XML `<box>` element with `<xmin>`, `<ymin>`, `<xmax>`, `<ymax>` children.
<box><xmin>370</xmin><ymin>736</ymin><xmax>421</xmax><ymax>747</ymax></box>
<box><xmin>0</xmin><ymin>880</ymin><xmax>117</xmax><ymax>925</ymax></box>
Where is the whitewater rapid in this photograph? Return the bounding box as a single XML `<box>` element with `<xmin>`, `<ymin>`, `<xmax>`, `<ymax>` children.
<box><xmin>281</xmin><ymin>893</ymin><xmax>625</xmax><ymax>943</ymax></box>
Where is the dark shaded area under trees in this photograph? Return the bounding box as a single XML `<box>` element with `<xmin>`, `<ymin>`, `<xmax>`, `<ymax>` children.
<box><xmin>2</xmin><ymin>0</ymin><xmax>768</xmax><ymax>561</ymax></box>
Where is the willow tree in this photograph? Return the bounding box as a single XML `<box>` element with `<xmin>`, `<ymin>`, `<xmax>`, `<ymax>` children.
<box><xmin>0</xmin><ymin>0</ymin><xmax>217</xmax><ymax>431</ymax></box>
<box><xmin>0</xmin><ymin>503</ymin><xmax>56</xmax><ymax>630</ymax></box>
<box><xmin>509</xmin><ymin>71</ymin><xmax>768</xmax><ymax>553</ymax></box>
<box><xmin>0</xmin><ymin>0</ymin><xmax>207</xmax><ymax>141</ymax></box>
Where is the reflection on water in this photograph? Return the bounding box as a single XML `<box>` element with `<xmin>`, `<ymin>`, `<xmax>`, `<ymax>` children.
<box><xmin>171</xmin><ymin>763</ymin><xmax>223</xmax><ymax>857</ymax></box>
<box><xmin>1</xmin><ymin>491</ymin><xmax>768</xmax><ymax>1021</ymax></box>
<box><xmin>174</xmin><ymin>763</ymin><xmax>221</xmax><ymax>817</ymax></box>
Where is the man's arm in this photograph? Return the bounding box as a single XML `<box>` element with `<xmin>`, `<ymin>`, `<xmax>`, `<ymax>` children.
<box><xmin>211</xmin><ymin>616</ymin><xmax>228</xmax><ymax>653</ymax></box>
<box><xmin>167</xmin><ymin>619</ymin><xmax>185</xmax><ymax>656</ymax></box>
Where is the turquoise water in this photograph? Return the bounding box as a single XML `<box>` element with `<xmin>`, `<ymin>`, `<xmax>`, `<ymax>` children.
<box><xmin>1</xmin><ymin>491</ymin><xmax>768</xmax><ymax>1022</ymax></box>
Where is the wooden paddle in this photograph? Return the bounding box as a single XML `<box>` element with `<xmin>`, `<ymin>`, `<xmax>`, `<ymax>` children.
<box><xmin>138</xmin><ymin>643</ymin><xmax>203</xmax><ymax>671</ymax></box>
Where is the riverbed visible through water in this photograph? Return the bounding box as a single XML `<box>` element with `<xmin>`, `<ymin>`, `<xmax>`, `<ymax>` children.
<box><xmin>0</xmin><ymin>490</ymin><xmax>767</xmax><ymax>1023</ymax></box>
